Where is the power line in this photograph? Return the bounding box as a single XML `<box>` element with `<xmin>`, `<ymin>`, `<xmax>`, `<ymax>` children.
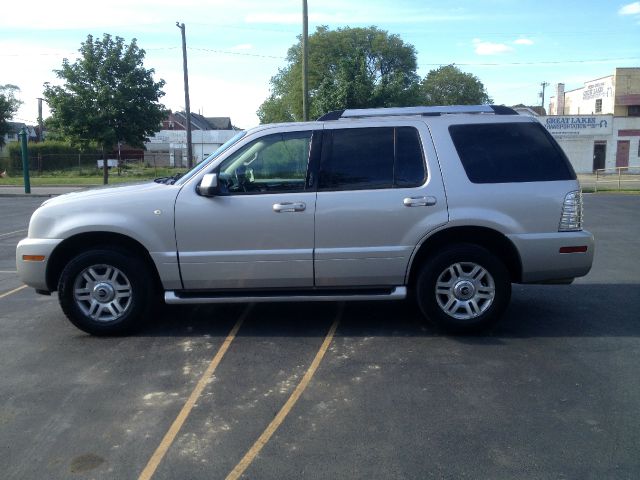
<box><xmin>186</xmin><ymin>47</ymin><xmax>285</xmax><ymax>59</ymax></box>
<box><xmin>419</xmin><ymin>57</ymin><xmax>639</xmax><ymax>67</ymax></box>
<box><xmin>1</xmin><ymin>44</ymin><xmax>634</xmax><ymax>67</ymax></box>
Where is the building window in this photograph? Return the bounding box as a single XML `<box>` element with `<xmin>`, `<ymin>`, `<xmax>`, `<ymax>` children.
<box><xmin>628</xmin><ymin>105</ymin><xmax>640</xmax><ymax>117</ymax></box>
<box><xmin>595</xmin><ymin>99</ymin><xmax>602</xmax><ymax>113</ymax></box>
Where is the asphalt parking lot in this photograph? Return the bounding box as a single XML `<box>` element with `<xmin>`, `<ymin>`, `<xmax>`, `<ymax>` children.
<box><xmin>1</xmin><ymin>193</ymin><xmax>639</xmax><ymax>479</ymax></box>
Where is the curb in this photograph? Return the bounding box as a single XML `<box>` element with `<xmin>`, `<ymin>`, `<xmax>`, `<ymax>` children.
<box><xmin>0</xmin><ymin>193</ymin><xmax>61</xmax><ymax>198</ymax></box>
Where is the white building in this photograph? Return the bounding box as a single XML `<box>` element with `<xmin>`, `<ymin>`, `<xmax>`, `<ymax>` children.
<box><xmin>146</xmin><ymin>129</ymin><xmax>237</xmax><ymax>166</ymax></box>
<box><xmin>538</xmin><ymin>114</ymin><xmax>638</xmax><ymax>173</ymax></box>
<box><xmin>145</xmin><ymin>113</ymin><xmax>238</xmax><ymax>166</ymax></box>
<box><xmin>544</xmin><ymin>68</ymin><xmax>640</xmax><ymax>173</ymax></box>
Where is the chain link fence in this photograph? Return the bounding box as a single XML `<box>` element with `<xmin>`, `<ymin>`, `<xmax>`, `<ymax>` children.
<box><xmin>2</xmin><ymin>153</ymin><xmax>187</xmax><ymax>178</ymax></box>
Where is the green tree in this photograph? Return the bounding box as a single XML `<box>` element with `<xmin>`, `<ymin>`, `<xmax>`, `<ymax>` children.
<box><xmin>0</xmin><ymin>84</ymin><xmax>22</xmax><ymax>147</ymax></box>
<box><xmin>420</xmin><ymin>65</ymin><xmax>492</xmax><ymax>106</ymax></box>
<box><xmin>44</xmin><ymin>34</ymin><xmax>167</xmax><ymax>183</ymax></box>
<box><xmin>257</xmin><ymin>26</ymin><xmax>421</xmax><ymax>123</ymax></box>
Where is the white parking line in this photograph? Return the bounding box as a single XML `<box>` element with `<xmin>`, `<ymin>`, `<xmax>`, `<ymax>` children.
<box><xmin>0</xmin><ymin>229</ymin><xmax>27</xmax><ymax>239</ymax></box>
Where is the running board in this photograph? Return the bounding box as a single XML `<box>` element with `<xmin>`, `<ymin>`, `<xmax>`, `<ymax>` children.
<box><xmin>164</xmin><ymin>286</ymin><xmax>407</xmax><ymax>305</ymax></box>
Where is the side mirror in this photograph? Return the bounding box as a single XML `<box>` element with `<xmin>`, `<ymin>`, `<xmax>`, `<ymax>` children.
<box><xmin>197</xmin><ymin>173</ymin><xmax>219</xmax><ymax>197</ymax></box>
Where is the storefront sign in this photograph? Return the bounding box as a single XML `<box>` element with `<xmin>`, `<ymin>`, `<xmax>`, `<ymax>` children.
<box><xmin>582</xmin><ymin>82</ymin><xmax>607</xmax><ymax>100</ymax></box>
<box><xmin>540</xmin><ymin>115</ymin><xmax>613</xmax><ymax>137</ymax></box>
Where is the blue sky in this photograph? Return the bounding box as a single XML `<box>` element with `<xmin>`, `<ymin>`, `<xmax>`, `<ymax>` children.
<box><xmin>1</xmin><ymin>0</ymin><xmax>638</xmax><ymax>128</ymax></box>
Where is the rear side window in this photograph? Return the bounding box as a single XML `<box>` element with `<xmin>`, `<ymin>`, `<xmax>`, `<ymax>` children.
<box><xmin>319</xmin><ymin>127</ymin><xmax>426</xmax><ymax>190</ymax></box>
<box><xmin>449</xmin><ymin>122</ymin><xmax>576</xmax><ymax>183</ymax></box>
<box><xmin>395</xmin><ymin>127</ymin><xmax>426</xmax><ymax>187</ymax></box>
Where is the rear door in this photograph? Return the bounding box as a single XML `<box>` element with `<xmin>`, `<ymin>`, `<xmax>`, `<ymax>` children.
<box><xmin>313</xmin><ymin>121</ymin><xmax>448</xmax><ymax>287</ymax></box>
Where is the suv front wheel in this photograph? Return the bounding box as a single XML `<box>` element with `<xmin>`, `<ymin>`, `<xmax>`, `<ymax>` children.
<box><xmin>58</xmin><ymin>248</ymin><xmax>153</xmax><ymax>336</ymax></box>
<box><xmin>416</xmin><ymin>244</ymin><xmax>511</xmax><ymax>333</ymax></box>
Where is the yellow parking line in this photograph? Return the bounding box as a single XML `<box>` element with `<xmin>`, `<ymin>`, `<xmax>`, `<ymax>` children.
<box><xmin>226</xmin><ymin>305</ymin><xmax>342</xmax><ymax>480</ymax></box>
<box><xmin>0</xmin><ymin>285</ymin><xmax>27</xmax><ymax>299</ymax></box>
<box><xmin>138</xmin><ymin>304</ymin><xmax>252</xmax><ymax>480</ymax></box>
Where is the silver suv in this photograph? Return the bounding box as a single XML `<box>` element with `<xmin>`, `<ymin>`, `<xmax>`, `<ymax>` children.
<box><xmin>16</xmin><ymin>105</ymin><xmax>594</xmax><ymax>335</ymax></box>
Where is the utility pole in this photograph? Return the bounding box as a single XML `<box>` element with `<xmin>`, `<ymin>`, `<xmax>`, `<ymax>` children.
<box><xmin>302</xmin><ymin>0</ymin><xmax>309</xmax><ymax>121</ymax></box>
<box><xmin>540</xmin><ymin>81</ymin><xmax>549</xmax><ymax>112</ymax></box>
<box><xmin>37</xmin><ymin>98</ymin><xmax>44</xmax><ymax>142</ymax></box>
<box><xmin>176</xmin><ymin>22</ymin><xmax>193</xmax><ymax>168</ymax></box>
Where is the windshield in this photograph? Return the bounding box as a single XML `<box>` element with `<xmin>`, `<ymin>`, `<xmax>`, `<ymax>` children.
<box><xmin>173</xmin><ymin>130</ymin><xmax>247</xmax><ymax>186</ymax></box>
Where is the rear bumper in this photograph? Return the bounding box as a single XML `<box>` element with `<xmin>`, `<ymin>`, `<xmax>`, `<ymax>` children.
<box><xmin>16</xmin><ymin>238</ymin><xmax>63</xmax><ymax>291</ymax></box>
<box><xmin>507</xmin><ymin>230</ymin><xmax>594</xmax><ymax>283</ymax></box>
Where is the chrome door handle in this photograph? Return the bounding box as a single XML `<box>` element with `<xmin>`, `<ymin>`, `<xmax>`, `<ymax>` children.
<box><xmin>403</xmin><ymin>196</ymin><xmax>437</xmax><ymax>207</ymax></box>
<box><xmin>273</xmin><ymin>202</ymin><xmax>306</xmax><ymax>213</ymax></box>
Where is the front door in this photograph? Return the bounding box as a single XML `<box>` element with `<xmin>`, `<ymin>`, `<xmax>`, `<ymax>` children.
<box><xmin>592</xmin><ymin>142</ymin><xmax>606</xmax><ymax>171</ymax></box>
<box><xmin>174</xmin><ymin>129</ymin><xmax>317</xmax><ymax>290</ymax></box>
<box><xmin>616</xmin><ymin>140</ymin><xmax>630</xmax><ymax>168</ymax></box>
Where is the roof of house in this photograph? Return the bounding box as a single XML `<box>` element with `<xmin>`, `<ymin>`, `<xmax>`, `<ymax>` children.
<box><xmin>205</xmin><ymin>117</ymin><xmax>233</xmax><ymax>130</ymax></box>
<box><xmin>172</xmin><ymin>112</ymin><xmax>234</xmax><ymax>130</ymax></box>
<box><xmin>6</xmin><ymin>121</ymin><xmax>27</xmax><ymax>133</ymax></box>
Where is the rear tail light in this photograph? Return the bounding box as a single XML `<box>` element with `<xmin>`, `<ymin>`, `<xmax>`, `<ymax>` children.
<box><xmin>559</xmin><ymin>190</ymin><xmax>583</xmax><ymax>232</ymax></box>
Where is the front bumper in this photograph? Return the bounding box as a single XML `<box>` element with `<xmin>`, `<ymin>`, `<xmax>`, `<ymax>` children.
<box><xmin>507</xmin><ymin>230</ymin><xmax>595</xmax><ymax>283</ymax></box>
<box><xmin>16</xmin><ymin>238</ymin><xmax>63</xmax><ymax>291</ymax></box>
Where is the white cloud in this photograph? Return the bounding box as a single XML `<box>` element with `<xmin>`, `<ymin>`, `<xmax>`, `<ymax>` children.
<box><xmin>162</xmin><ymin>73</ymin><xmax>266</xmax><ymax>128</ymax></box>
<box><xmin>618</xmin><ymin>2</ymin><xmax>640</xmax><ymax>15</ymax></box>
<box><xmin>472</xmin><ymin>39</ymin><xmax>514</xmax><ymax>56</ymax></box>
<box><xmin>514</xmin><ymin>38</ymin><xmax>534</xmax><ymax>46</ymax></box>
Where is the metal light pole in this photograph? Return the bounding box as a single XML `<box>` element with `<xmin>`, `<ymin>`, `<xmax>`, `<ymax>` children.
<box><xmin>176</xmin><ymin>22</ymin><xmax>193</xmax><ymax>168</ymax></box>
<box><xmin>302</xmin><ymin>0</ymin><xmax>309</xmax><ymax>121</ymax></box>
<box><xmin>18</xmin><ymin>127</ymin><xmax>31</xmax><ymax>194</ymax></box>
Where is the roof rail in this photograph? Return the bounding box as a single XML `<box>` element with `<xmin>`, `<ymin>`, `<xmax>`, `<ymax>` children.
<box><xmin>317</xmin><ymin>105</ymin><xmax>517</xmax><ymax>121</ymax></box>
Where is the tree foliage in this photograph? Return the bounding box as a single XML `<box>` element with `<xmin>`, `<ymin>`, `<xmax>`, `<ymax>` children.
<box><xmin>257</xmin><ymin>26</ymin><xmax>421</xmax><ymax>123</ymax></box>
<box><xmin>420</xmin><ymin>65</ymin><xmax>492</xmax><ymax>106</ymax></box>
<box><xmin>0</xmin><ymin>84</ymin><xmax>22</xmax><ymax>147</ymax></box>
<box><xmin>44</xmin><ymin>34</ymin><xmax>167</xmax><ymax>153</ymax></box>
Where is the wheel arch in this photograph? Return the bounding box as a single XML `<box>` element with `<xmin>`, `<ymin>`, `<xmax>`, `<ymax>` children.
<box><xmin>46</xmin><ymin>232</ymin><xmax>162</xmax><ymax>293</ymax></box>
<box><xmin>407</xmin><ymin>226</ymin><xmax>523</xmax><ymax>286</ymax></box>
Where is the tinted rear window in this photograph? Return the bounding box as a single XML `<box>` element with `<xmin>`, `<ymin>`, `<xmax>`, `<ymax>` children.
<box><xmin>319</xmin><ymin>127</ymin><xmax>426</xmax><ymax>191</ymax></box>
<box><xmin>449</xmin><ymin>122</ymin><xmax>576</xmax><ymax>183</ymax></box>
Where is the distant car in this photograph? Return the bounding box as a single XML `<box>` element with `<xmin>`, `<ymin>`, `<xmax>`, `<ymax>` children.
<box><xmin>17</xmin><ymin>105</ymin><xmax>593</xmax><ymax>335</ymax></box>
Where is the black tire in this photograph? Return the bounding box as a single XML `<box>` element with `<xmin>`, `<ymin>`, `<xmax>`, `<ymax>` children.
<box><xmin>58</xmin><ymin>248</ymin><xmax>154</xmax><ymax>336</ymax></box>
<box><xmin>416</xmin><ymin>243</ymin><xmax>511</xmax><ymax>333</ymax></box>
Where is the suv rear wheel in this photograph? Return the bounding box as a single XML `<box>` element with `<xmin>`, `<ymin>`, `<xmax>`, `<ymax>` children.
<box><xmin>416</xmin><ymin>244</ymin><xmax>511</xmax><ymax>333</ymax></box>
<box><xmin>58</xmin><ymin>248</ymin><xmax>153</xmax><ymax>336</ymax></box>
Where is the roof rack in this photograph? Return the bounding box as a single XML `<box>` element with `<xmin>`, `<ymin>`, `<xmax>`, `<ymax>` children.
<box><xmin>317</xmin><ymin>105</ymin><xmax>517</xmax><ymax>121</ymax></box>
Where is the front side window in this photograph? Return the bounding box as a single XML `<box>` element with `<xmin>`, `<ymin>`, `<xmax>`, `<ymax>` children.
<box><xmin>217</xmin><ymin>131</ymin><xmax>312</xmax><ymax>194</ymax></box>
<box><xmin>319</xmin><ymin>127</ymin><xmax>426</xmax><ymax>191</ymax></box>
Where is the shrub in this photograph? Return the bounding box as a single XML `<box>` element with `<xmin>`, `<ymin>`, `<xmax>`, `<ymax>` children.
<box><xmin>5</xmin><ymin>142</ymin><xmax>103</xmax><ymax>173</ymax></box>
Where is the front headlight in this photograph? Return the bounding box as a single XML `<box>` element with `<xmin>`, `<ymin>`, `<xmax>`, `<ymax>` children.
<box><xmin>559</xmin><ymin>190</ymin><xmax>583</xmax><ymax>232</ymax></box>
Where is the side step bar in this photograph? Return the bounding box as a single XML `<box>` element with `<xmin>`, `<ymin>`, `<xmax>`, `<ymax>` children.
<box><xmin>165</xmin><ymin>286</ymin><xmax>407</xmax><ymax>305</ymax></box>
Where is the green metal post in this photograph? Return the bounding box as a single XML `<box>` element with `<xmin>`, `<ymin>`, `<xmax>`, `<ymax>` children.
<box><xmin>19</xmin><ymin>127</ymin><xmax>31</xmax><ymax>194</ymax></box>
